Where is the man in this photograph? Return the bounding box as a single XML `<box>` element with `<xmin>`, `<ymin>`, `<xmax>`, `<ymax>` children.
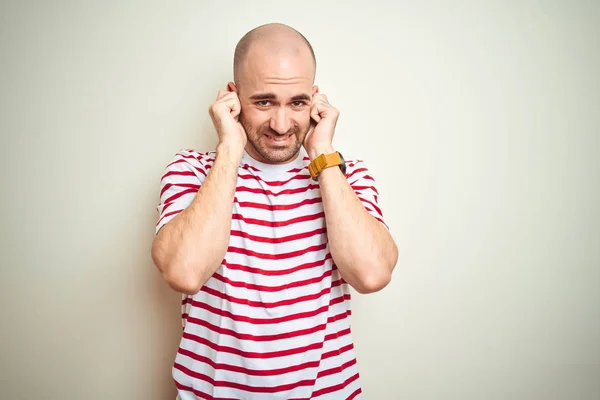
<box><xmin>152</xmin><ymin>23</ymin><xmax>398</xmax><ymax>399</ymax></box>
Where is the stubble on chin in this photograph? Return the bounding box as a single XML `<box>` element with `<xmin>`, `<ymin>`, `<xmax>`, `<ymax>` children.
<box><xmin>241</xmin><ymin>118</ymin><xmax>307</xmax><ymax>164</ymax></box>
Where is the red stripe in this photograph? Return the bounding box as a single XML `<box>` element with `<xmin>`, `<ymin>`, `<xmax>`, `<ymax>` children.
<box><xmin>236</xmin><ymin>184</ymin><xmax>320</xmax><ymax>197</ymax></box>
<box><xmin>287</xmin><ymin>167</ymin><xmax>306</xmax><ymax>173</ymax></box>
<box><xmin>181</xmin><ymin>329</ymin><xmax>317</xmax><ymax>357</ymax></box>
<box><xmin>166</xmin><ymin>158</ymin><xmax>208</xmax><ymax>176</ymax></box>
<box><xmin>345</xmin><ymin>167</ymin><xmax>368</xmax><ymax>181</ymax></box>
<box><xmin>163</xmin><ymin>187</ymin><xmax>197</xmax><ymax>206</ymax></box>
<box><xmin>320</xmin><ymin>343</ymin><xmax>354</xmax><ymax>361</ymax></box>
<box><xmin>161</xmin><ymin>182</ymin><xmax>199</xmax><ymax>197</ymax></box>
<box><xmin>324</xmin><ymin>327</ymin><xmax>351</xmax><ymax>342</ymax></box>
<box><xmin>197</xmin><ymin>280</ymin><xmax>343</xmax><ymax>309</ymax></box>
<box><xmin>235</xmin><ymin>196</ymin><xmax>323</xmax><ymax>211</ymax></box>
<box><xmin>160</xmin><ymin>168</ymin><xmax>198</xmax><ymax>184</ymax></box>
<box><xmin>160</xmin><ymin>199</ymin><xmax>324</xmax><ymax>232</ymax></box>
<box><xmin>357</xmin><ymin>195</ymin><xmax>382</xmax><ymax>216</ymax></box>
<box><xmin>221</xmin><ymin>253</ymin><xmax>332</xmax><ymax>276</ymax></box>
<box><xmin>315</xmin><ymin>358</ymin><xmax>357</xmax><ymax>380</ymax></box>
<box><xmin>184</xmin><ymin>316</ymin><xmax>326</xmax><ymax>343</ymax></box>
<box><xmin>310</xmin><ymin>372</ymin><xmax>360</xmax><ymax>399</ymax></box>
<box><xmin>357</xmin><ymin>173</ymin><xmax>376</xmax><ymax>183</ymax></box>
<box><xmin>238</xmin><ymin>172</ymin><xmax>311</xmax><ymax>186</ymax></box>
<box><xmin>177</xmin><ymin>343</ymin><xmax>352</xmax><ymax>377</ymax></box>
<box><xmin>229</xmin><ymin>227</ymin><xmax>326</xmax><ymax>244</ymax></box>
<box><xmin>177</xmin><ymin>347</ymin><xmax>321</xmax><ymax>376</ymax></box>
<box><xmin>349</xmin><ymin>173</ymin><xmax>375</xmax><ymax>187</ymax></box>
<box><xmin>174</xmin><ymin>362</ymin><xmax>316</xmax><ymax>393</ymax></box>
<box><xmin>288</xmin><ymin>372</ymin><xmax>360</xmax><ymax>400</ymax></box>
<box><xmin>348</xmin><ymin>387</ymin><xmax>362</xmax><ymax>400</ymax></box>
<box><xmin>175</xmin><ymin>347</ymin><xmax>356</xmax><ymax>392</ymax></box>
<box><xmin>351</xmin><ymin>184</ymin><xmax>379</xmax><ymax>195</ymax></box>
<box><xmin>241</xmin><ymin>164</ymin><xmax>260</xmax><ymax>172</ymax></box>
<box><xmin>212</xmin><ymin>269</ymin><xmax>332</xmax><ymax>292</ymax></box>
<box><xmin>156</xmin><ymin>209</ymin><xmax>181</xmax><ymax>227</ymax></box>
<box><xmin>232</xmin><ymin>212</ymin><xmax>324</xmax><ymax>227</ymax></box>
<box><xmin>227</xmin><ymin>243</ymin><xmax>327</xmax><ymax>260</ymax></box>
<box><xmin>159</xmin><ymin>185</ymin><xmax>200</xmax><ymax>216</ymax></box>
<box><xmin>189</xmin><ymin>294</ymin><xmax>349</xmax><ymax>325</ymax></box>
<box><xmin>177</xmin><ymin>152</ymin><xmax>212</xmax><ymax>164</ymax></box>
<box><xmin>183</xmin><ymin>311</ymin><xmax>350</xmax><ymax>346</ymax></box>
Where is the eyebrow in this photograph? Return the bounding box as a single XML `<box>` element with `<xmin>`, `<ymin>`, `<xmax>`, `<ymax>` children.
<box><xmin>248</xmin><ymin>93</ymin><xmax>311</xmax><ymax>102</ymax></box>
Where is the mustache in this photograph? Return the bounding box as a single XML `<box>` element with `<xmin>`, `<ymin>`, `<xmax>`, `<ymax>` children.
<box><xmin>258</xmin><ymin>124</ymin><xmax>301</xmax><ymax>137</ymax></box>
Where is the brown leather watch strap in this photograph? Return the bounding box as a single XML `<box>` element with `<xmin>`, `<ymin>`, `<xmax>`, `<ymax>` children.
<box><xmin>308</xmin><ymin>152</ymin><xmax>344</xmax><ymax>180</ymax></box>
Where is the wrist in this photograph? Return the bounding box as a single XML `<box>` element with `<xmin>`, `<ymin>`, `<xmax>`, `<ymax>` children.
<box><xmin>307</xmin><ymin>145</ymin><xmax>335</xmax><ymax>161</ymax></box>
<box><xmin>216</xmin><ymin>141</ymin><xmax>244</xmax><ymax>165</ymax></box>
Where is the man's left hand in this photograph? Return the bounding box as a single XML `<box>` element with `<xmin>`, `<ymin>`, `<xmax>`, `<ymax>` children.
<box><xmin>304</xmin><ymin>93</ymin><xmax>339</xmax><ymax>160</ymax></box>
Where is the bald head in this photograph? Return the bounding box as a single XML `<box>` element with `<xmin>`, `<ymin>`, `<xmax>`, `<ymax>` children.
<box><xmin>233</xmin><ymin>23</ymin><xmax>316</xmax><ymax>86</ymax></box>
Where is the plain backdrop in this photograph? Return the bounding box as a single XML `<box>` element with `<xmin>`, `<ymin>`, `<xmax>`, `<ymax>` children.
<box><xmin>1</xmin><ymin>1</ymin><xmax>598</xmax><ymax>399</ymax></box>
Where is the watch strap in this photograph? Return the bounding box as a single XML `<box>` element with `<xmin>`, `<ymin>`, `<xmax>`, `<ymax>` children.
<box><xmin>308</xmin><ymin>152</ymin><xmax>345</xmax><ymax>180</ymax></box>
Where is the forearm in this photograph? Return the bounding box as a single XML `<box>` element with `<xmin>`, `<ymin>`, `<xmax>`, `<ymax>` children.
<box><xmin>318</xmin><ymin>165</ymin><xmax>398</xmax><ymax>294</ymax></box>
<box><xmin>151</xmin><ymin>144</ymin><xmax>241</xmax><ymax>294</ymax></box>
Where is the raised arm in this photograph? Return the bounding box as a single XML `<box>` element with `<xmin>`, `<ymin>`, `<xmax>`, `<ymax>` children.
<box><xmin>151</xmin><ymin>89</ymin><xmax>247</xmax><ymax>294</ymax></box>
<box><xmin>304</xmin><ymin>92</ymin><xmax>398</xmax><ymax>293</ymax></box>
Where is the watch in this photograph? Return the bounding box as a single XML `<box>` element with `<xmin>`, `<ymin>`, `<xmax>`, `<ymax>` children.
<box><xmin>308</xmin><ymin>151</ymin><xmax>346</xmax><ymax>180</ymax></box>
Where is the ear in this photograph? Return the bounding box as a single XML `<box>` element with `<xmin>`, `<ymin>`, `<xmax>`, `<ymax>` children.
<box><xmin>227</xmin><ymin>81</ymin><xmax>238</xmax><ymax>93</ymax></box>
<box><xmin>312</xmin><ymin>85</ymin><xmax>319</xmax><ymax>95</ymax></box>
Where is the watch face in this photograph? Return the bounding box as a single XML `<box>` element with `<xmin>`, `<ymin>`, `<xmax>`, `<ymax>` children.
<box><xmin>338</xmin><ymin>152</ymin><xmax>347</xmax><ymax>175</ymax></box>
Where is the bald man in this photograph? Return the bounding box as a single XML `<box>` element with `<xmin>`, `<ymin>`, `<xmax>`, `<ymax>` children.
<box><xmin>152</xmin><ymin>23</ymin><xmax>398</xmax><ymax>399</ymax></box>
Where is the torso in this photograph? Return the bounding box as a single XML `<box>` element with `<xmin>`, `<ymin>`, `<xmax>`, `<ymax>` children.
<box><xmin>170</xmin><ymin>150</ymin><xmax>363</xmax><ymax>399</ymax></box>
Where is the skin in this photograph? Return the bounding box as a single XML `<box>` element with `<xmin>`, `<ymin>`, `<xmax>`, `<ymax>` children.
<box><xmin>233</xmin><ymin>32</ymin><xmax>317</xmax><ymax>164</ymax></box>
<box><xmin>151</xmin><ymin>24</ymin><xmax>398</xmax><ymax>295</ymax></box>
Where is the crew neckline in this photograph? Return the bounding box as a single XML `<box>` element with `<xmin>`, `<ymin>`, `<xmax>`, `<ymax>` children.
<box><xmin>241</xmin><ymin>149</ymin><xmax>307</xmax><ymax>175</ymax></box>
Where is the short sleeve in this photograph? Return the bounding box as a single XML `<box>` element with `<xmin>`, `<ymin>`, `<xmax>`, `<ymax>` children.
<box><xmin>155</xmin><ymin>150</ymin><xmax>210</xmax><ymax>235</ymax></box>
<box><xmin>345</xmin><ymin>160</ymin><xmax>389</xmax><ymax>230</ymax></box>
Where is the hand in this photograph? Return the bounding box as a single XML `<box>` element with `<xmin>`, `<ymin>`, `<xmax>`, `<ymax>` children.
<box><xmin>304</xmin><ymin>93</ymin><xmax>339</xmax><ymax>160</ymax></box>
<box><xmin>208</xmin><ymin>89</ymin><xmax>247</xmax><ymax>156</ymax></box>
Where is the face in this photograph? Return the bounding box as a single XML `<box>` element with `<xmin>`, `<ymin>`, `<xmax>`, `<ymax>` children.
<box><xmin>232</xmin><ymin>47</ymin><xmax>317</xmax><ymax>164</ymax></box>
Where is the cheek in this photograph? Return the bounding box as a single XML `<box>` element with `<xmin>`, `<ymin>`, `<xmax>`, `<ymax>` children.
<box><xmin>293</xmin><ymin>110</ymin><xmax>311</xmax><ymax>126</ymax></box>
<box><xmin>242</xmin><ymin>110</ymin><xmax>270</xmax><ymax>131</ymax></box>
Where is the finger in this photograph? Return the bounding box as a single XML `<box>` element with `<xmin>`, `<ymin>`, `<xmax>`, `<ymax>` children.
<box><xmin>218</xmin><ymin>92</ymin><xmax>241</xmax><ymax>117</ymax></box>
<box><xmin>216</xmin><ymin>90</ymin><xmax>228</xmax><ymax>101</ymax></box>
<box><xmin>229</xmin><ymin>96</ymin><xmax>241</xmax><ymax>118</ymax></box>
<box><xmin>308</xmin><ymin>119</ymin><xmax>317</xmax><ymax>134</ymax></box>
<box><xmin>313</xmin><ymin>93</ymin><xmax>329</xmax><ymax>104</ymax></box>
<box><xmin>310</xmin><ymin>103</ymin><xmax>321</xmax><ymax>123</ymax></box>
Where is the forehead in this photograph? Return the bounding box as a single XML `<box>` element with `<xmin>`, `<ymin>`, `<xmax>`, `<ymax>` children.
<box><xmin>239</xmin><ymin>46</ymin><xmax>314</xmax><ymax>97</ymax></box>
<box><xmin>245</xmin><ymin>79</ymin><xmax>312</xmax><ymax>100</ymax></box>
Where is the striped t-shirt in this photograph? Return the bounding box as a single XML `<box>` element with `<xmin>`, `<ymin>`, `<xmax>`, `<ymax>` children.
<box><xmin>155</xmin><ymin>148</ymin><xmax>386</xmax><ymax>399</ymax></box>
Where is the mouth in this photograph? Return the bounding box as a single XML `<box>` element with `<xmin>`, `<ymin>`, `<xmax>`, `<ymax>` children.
<box><xmin>265</xmin><ymin>134</ymin><xmax>293</xmax><ymax>145</ymax></box>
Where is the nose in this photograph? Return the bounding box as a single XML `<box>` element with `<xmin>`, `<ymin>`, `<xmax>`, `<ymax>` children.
<box><xmin>269</xmin><ymin>107</ymin><xmax>291</xmax><ymax>135</ymax></box>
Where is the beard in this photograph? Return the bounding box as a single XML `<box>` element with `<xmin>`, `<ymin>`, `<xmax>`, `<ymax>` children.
<box><xmin>240</xmin><ymin>114</ymin><xmax>308</xmax><ymax>164</ymax></box>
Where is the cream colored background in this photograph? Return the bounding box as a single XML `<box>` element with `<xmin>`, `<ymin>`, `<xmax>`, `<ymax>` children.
<box><xmin>1</xmin><ymin>1</ymin><xmax>598</xmax><ymax>399</ymax></box>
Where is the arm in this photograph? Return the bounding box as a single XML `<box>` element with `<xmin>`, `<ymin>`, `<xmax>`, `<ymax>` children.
<box><xmin>311</xmin><ymin>153</ymin><xmax>398</xmax><ymax>294</ymax></box>
<box><xmin>151</xmin><ymin>145</ymin><xmax>241</xmax><ymax>294</ymax></box>
<box><xmin>304</xmin><ymin>91</ymin><xmax>398</xmax><ymax>294</ymax></box>
<box><xmin>151</xmin><ymin>88</ymin><xmax>247</xmax><ymax>294</ymax></box>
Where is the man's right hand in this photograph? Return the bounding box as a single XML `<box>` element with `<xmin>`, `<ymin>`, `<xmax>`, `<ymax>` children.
<box><xmin>208</xmin><ymin>90</ymin><xmax>247</xmax><ymax>157</ymax></box>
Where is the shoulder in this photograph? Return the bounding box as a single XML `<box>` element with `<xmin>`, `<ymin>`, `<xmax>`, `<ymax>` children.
<box><xmin>160</xmin><ymin>149</ymin><xmax>217</xmax><ymax>182</ymax></box>
<box><xmin>166</xmin><ymin>148</ymin><xmax>216</xmax><ymax>167</ymax></box>
<box><xmin>343</xmin><ymin>156</ymin><xmax>374</xmax><ymax>184</ymax></box>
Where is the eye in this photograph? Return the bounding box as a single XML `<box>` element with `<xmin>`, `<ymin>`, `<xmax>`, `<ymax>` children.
<box><xmin>256</xmin><ymin>100</ymin><xmax>271</xmax><ymax>107</ymax></box>
<box><xmin>292</xmin><ymin>101</ymin><xmax>306</xmax><ymax>108</ymax></box>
